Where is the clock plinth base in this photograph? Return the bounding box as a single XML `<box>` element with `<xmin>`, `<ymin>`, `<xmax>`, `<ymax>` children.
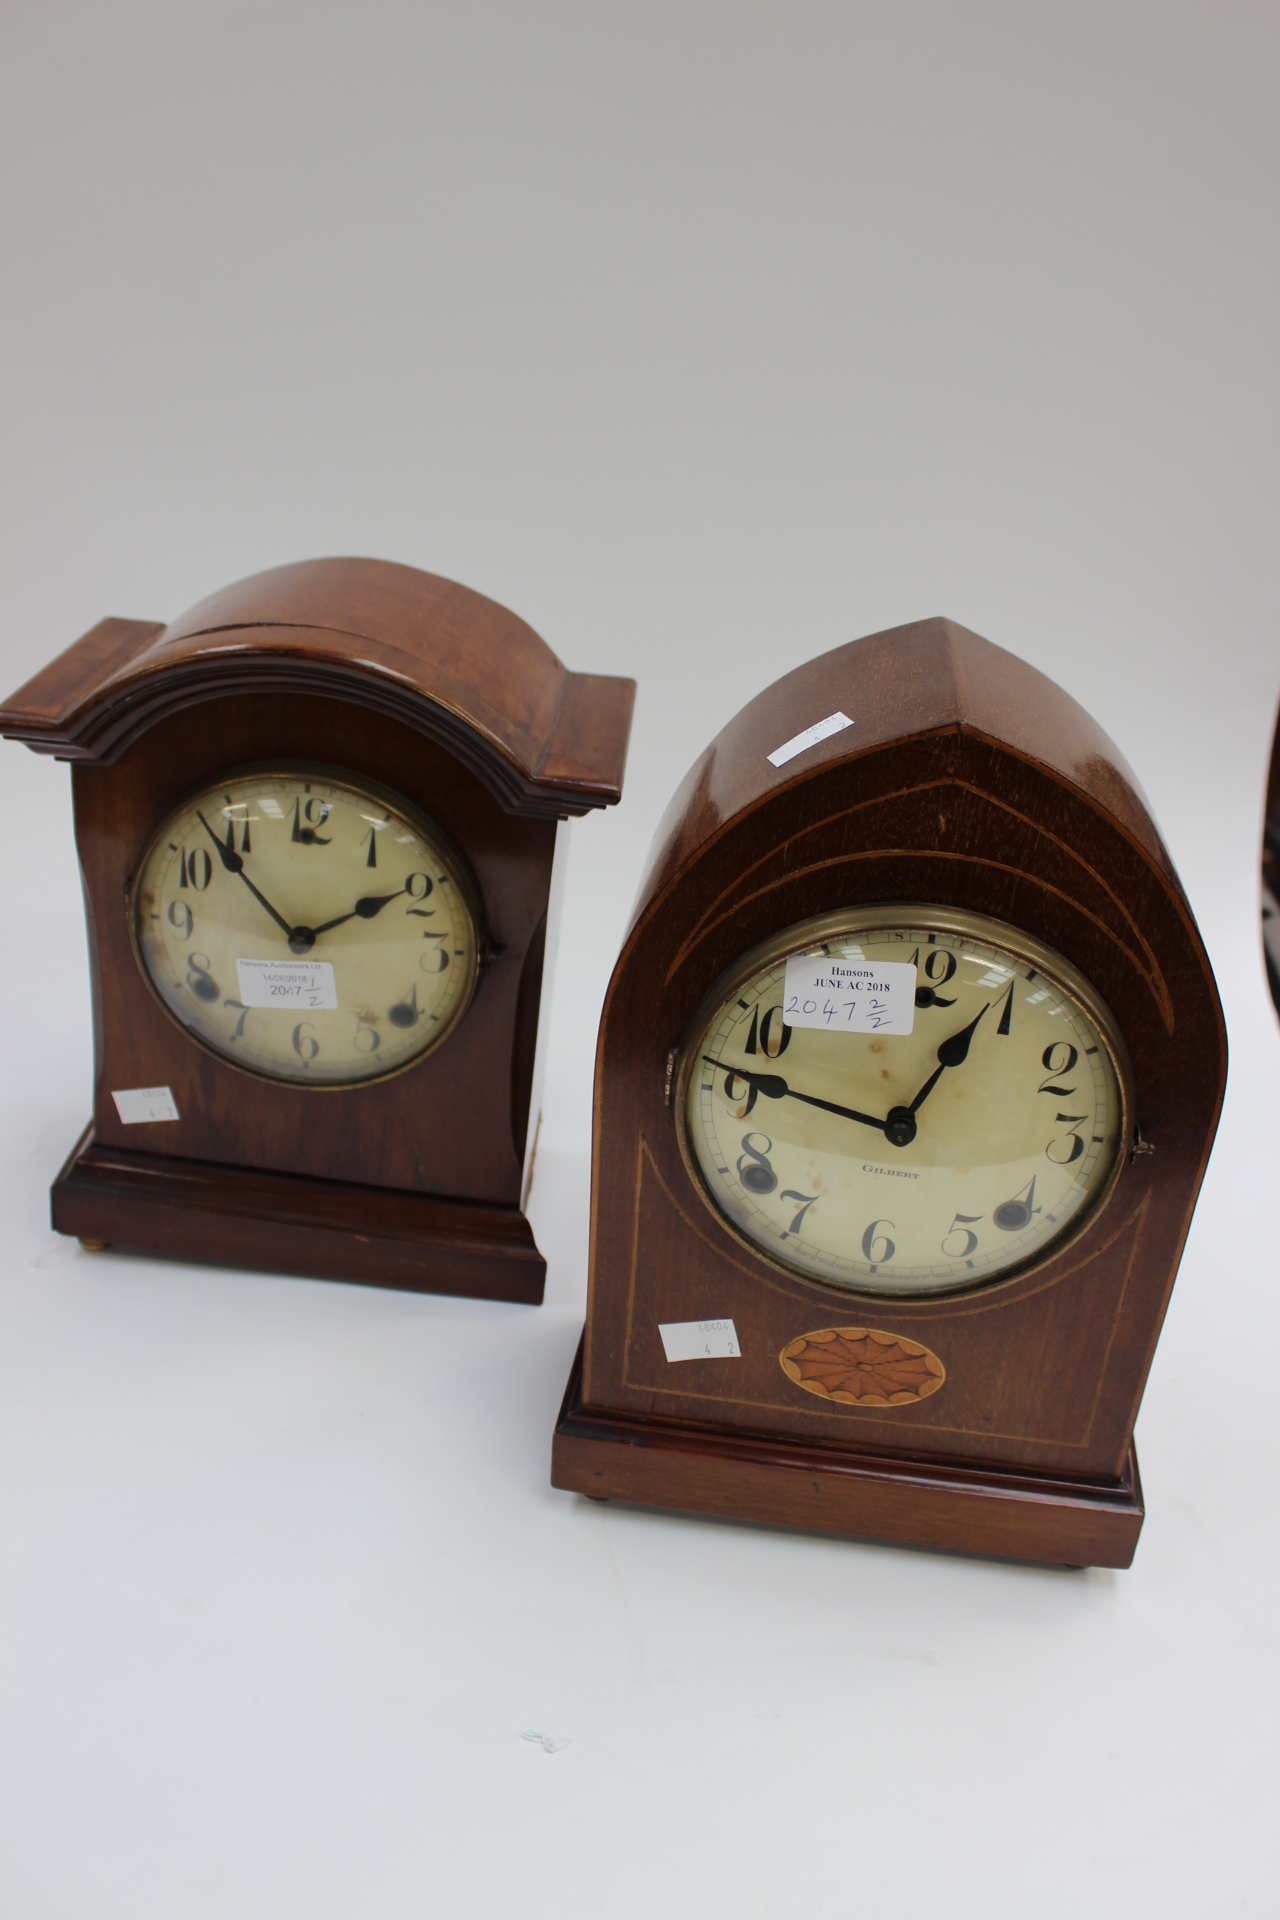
<box><xmin>552</xmin><ymin>1337</ymin><xmax>1143</xmax><ymax>1569</ymax></box>
<box><xmin>52</xmin><ymin>1127</ymin><xmax>546</xmax><ymax>1304</ymax></box>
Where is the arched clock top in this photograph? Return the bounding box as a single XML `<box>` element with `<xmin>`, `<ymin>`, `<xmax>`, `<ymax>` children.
<box><xmin>630</xmin><ymin>617</ymin><xmax>1173</xmax><ymax>934</ymax></box>
<box><xmin>0</xmin><ymin>557</ymin><xmax>635</xmax><ymax>820</ymax></box>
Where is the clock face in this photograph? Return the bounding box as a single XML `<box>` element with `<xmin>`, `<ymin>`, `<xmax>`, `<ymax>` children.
<box><xmin>679</xmin><ymin>907</ymin><xmax>1130</xmax><ymax>1297</ymax></box>
<box><xmin>132</xmin><ymin>769</ymin><xmax>481</xmax><ymax>1086</ymax></box>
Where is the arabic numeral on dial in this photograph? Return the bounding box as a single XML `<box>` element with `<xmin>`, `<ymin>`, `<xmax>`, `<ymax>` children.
<box><xmin>292</xmin><ymin>798</ymin><xmax>332</xmax><ymax>844</ymax></box>
<box><xmin>720</xmin><ymin>1068</ymin><xmax>757</xmax><ymax>1120</ymax></box>
<box><xmin>779</xmin><ymin>1189</ymin><xmax>818</xmax><ymax>1237</ymax></box>
<box><xmin>292</xmin><ymin>1021</ymin><xmax>320</xmax><ymax>1064</ymax></box>
<box><xmin>180</xmin><ymin>847</ymin><xmax>212</xmax><ymax>890</ymax></box>
<box><xmin>167</xmin><ymin>900</ymin><xmax>193</xmax><ymax>940</ymax></box>
<box><xmin>736</xmin><ymin>1132</ymin><xmax>777</xmax><ymax>1195</ymax></box>
<box><xmin>910</xmin><ymin>944</ymin><xmax>957</xmax><ymax>1009</ymax></box>
<box><xmin>1038</xmin><ymin>1042</ymin><xmax>1079</xmax><ymax>1097</ymax></box>
<box><xmin>223</xmin><ymin>998</ymin><xmax>250</xmax><ymax>1039</ymax></box>
<box><xmin>223</xmin><ymin>812</ymin><xmax>250</xmax><ymax>855</ymax></box>
<box><xmin>405</xmin><ymin>873</ymin><xmax>434</xmax><ymax>917</ymax></box>
<box><xmin>353</xmin><ymin>1016</ymin><xmax>381</xmax><ymax>1053</ymax></box>
<box><xmin>744</xmin><ymin>1004</ymin><xmax>791</xmax><ymax>1058</ymax></box>
<box><xmin>762</xmin><ymin>1005</ymin><xmax>792</xmax><ymax>1054</ymax></box>
<box><xmin>185</xmin><ymin>952</ymin><xmax>219</xmax><ymax>1001</ymax></box>
<box><xmin>993</xmin><ymin>1177</ymin><xmax>1039</xmax><ymax>1232</ymax></box>
<box><xmin>389</xmin><ymin>985</ymin><xmax>421</xmax><ymax>1029</ymax></box>
<box><xmin>941</xmin><ymin>1212</ymin><xmax>983</xmax><ymax>1258</ymax></box>
<box><xmin>861</xmin><ymin>1218</ymin><xmax>896</xmax><ymax>1264</ymax></box>
<box><xmin>1047</xmin><ymin>1113</ymin><xmax>1088</xmax><ymax>1164</ymax></box>
<box><xmin>419</xmin><ymin>937</ymin><xmax>450</xmax><ymax>974</ymax></box>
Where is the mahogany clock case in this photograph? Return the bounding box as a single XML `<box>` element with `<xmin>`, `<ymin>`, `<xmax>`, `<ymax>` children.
<box><xmin>0</xmin><ymin>558</ymin><xmax>635</xmax><ymax>1303</ymax></box>
<box><xmin>553</xmin><ymin>617</ymin><xmax>1227</xmax><ymax>1567</ymax></box>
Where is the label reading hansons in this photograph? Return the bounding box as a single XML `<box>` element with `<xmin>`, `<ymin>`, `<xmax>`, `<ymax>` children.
<box><xmin>782</xmin><ymin>955</ymin><xmax>916</xmax><ymax>1035</ymax></box>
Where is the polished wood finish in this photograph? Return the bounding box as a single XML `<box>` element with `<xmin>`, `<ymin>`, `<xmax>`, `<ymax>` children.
<box><xmin>1</xmin><ymin>558</ymin><xmax>633</xmax><ymax>816</ymax></box>
<box><xmin>70</xmin><ymin>693</ymin><xmax>555</xmax><ymax>1201</ymax></box>
<box><xmin>553</xmin><ymin>1337</ymin><xmax>1143</xmax><ymax>1568</ymax></box>
<box><xmin>54</xmin><ymin>1127</ymin><xmax>545</xmax><ymax>1303</ymax></box>
<box><xmin>554</xmin><ymin>616</ymin><xmax>1225</xmax><ymax>1563</ymax></box>
<box><xmin>2</xmin><ymin>559</ymin><xmax>635</xmax><ymax>1299</ymax></box>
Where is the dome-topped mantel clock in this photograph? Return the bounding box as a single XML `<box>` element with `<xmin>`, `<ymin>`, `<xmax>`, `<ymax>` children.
<box><xmin>1</xmin><ymin>558</ymin><xmax>634</xmax><ymax>1303</ymax></box>
<box><xmin>552</xmin><ymin>617</ymin><xmax>1224</xmax><ymax>1567</ymax></box>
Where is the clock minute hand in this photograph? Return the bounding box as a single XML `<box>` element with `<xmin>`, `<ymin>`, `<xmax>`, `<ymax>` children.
<box><xmin>704</xmin><ymin>1060</ymin><xmax>886</xmax><ymax>1133</ymax></box>
<box><xmin>195</xmin><ymin>810</ymin><xmax>296</xmax><ymax>941</ymax></box>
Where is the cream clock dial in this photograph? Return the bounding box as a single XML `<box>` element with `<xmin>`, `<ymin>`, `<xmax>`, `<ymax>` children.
<box><xmin>132</xmin><ymin>770</ymin><xmax>480</xmax><ymax>1086</ymax></box>
<box><xmin>679</xmin><ymin>907</ymin><xmax>1130</xmax><ymax>1297</ymax></box>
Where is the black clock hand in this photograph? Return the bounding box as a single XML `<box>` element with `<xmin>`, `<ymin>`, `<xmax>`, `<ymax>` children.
<box><xmin>195</xmin><ymin>810</ymin><xmax>298</xmax><ymax>942</ymax></box>
<box><xmin>708</xmin><ymin>1006</ymin><xmax>992</xmax><ymax>1154</ymax></box>
<box><xmin>704</xmin><ymin>1060</ymin><xmax>886</xmax><ymax>1133</ymax></box>
<box><xmin>309</xmin><ymin>888</ymin><xmax>407</xmax><ymax>939</ymax></box>
<box><xmin>903</xmin><ymin>1003</ymin><xmax>991</xmax><ymax>1117</ymax></box>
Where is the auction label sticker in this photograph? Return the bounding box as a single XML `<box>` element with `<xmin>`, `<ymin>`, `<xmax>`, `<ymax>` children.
<box><xmin>112</xmin><ymin>1086</ymin><xmax>179</xmax><ymax>1124</ymax></box>
<box><xmin>782</xmin><ymin>954</ymin><xmax>916</xmax><ymax>1035</ymax></box>
<box><xmin>659</xmin><ymin>1318</ymin><xmax>741</xmax><ymax>1362</ymax></box>
<box><xmin>767</xmin><ymin>710</ymin><xmax>852</xmax><ymax>768</ymax></box>
<box><xmin>236</xmin><ymin>958</ymin><xmax>338</xmax><ymax>1009</ymax></box>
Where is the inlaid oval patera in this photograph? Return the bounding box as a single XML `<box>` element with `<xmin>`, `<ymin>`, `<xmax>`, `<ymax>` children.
<box><xmin>779</xmin><ymin>1327</ymin><xmax>945</xmax><ymax>1407</ymax></box>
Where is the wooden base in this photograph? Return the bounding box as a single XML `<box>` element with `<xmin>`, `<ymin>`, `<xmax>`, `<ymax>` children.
<box><xmin>552</xmin><ymin>1336</ymin><xmax>1143</xmax><ymax>1568</ymax></box>
<box><xmin>52</xmin><ymin>1126</ymin><xmax>546</xmax><ymax>1304</ymax></box>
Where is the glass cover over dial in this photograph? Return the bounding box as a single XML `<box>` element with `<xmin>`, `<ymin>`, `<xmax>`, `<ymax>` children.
<box><xmin>132</xmin><ymin>770</ymin><xmax>480</xmax><ymax>1086</ymax></box>
<box><xmin>680</xmin><ymin>908</ymin><xmax>1129</xmax><ymax>1297</ymax></box>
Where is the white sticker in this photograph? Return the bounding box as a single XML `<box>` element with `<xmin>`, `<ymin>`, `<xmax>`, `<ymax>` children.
<box><xmin>235</xmin><ymin>959</ymin><xmax>338</xmax><ymax>1009</ymax></box>
<box><xmin>659</xmin><ymin>1318</ymin><xmax>741</xmax><ymax>1362</ymax></box>
<box><xmin>782</xmin><ymin>955</ymin><xmax>916</xmax><ymax>1035</ymax></box>
<box><xmin>767</xmin><ymin>710</ymin><xmax>852</xmax><ymax>768</ymax></box>
<box><xmin>521</xmin><ymin>1730</ymin><xmax>571</xmax><ymax>1753</ymax></box>
<box><xmin>112</xmin><ymin>1086</ymin><xmax>179</xmax><ymax>1124</ymax></box>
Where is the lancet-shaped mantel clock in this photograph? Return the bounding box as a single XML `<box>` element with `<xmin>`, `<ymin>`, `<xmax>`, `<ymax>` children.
<box><xmin>0</xmin><ymin>558</ymin><xmax>635</xmax><ymax>1303</ymax></box>
<box><xmin>553</xmin><ymin>617</ymin><xmax>1224</xmax><ymax>1566</ymax></box>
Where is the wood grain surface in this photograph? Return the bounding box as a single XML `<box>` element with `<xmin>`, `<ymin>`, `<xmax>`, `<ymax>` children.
<box><xmin>54</xmin><ymin>1126</ymin><xmax>546</xmax><ymax>1303</ymax></box>
<box><xmin>555</xmin><ymin>616</ymin><xmax>1226</xmax><ymax>1561</ymax></box>
<box><xmin>553</xmin><ymin>1337</ymin><xmax>1144</xmax><ymax>1568</ymax></box>
<box><xmin>0</xmin><ymin>557</ymin><xmax>636</xmax><ymax>817</ymax></box>
<box><xmin>1</xmin><ymin>559</ymin><xmax>635</xmax><ymax>1299</ymax></box>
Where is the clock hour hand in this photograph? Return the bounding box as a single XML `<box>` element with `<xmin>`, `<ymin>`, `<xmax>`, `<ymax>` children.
<box><xmin>309</xmin><ymin>887</ymin><xmax>408</xmax><ymax>938</ymax></box>
<box><xmin>705</xmin><ymin>1060</ymin><xmax>887</xmax><ymax>1133</ymax></box>
<box><xmin>195</xmin><ymin>810</ymin><xmax>297</xmax><ymax>943</ymax></box>
<box><xmin>904</xmin><ymin>1003</ymin><xmax>991</xmax><ymax>1117</ymax></box>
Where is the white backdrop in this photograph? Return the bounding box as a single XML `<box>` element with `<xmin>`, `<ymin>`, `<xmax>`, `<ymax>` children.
<box><xmin>1</xmin><ymin>6</ymin><xmax>1277</xmax><ymax>1915</ymax></box>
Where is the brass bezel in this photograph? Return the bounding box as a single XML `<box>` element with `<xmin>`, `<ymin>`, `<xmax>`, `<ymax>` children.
<box><xmin>673</xmin><ymin>902</ymin><xmax>1136</xmax><ymax>1302</ymax></box>
<box><xmin>127</xmin><ymin>762</ymin><xmax>484</xmax><ymax>1090</ymax></box>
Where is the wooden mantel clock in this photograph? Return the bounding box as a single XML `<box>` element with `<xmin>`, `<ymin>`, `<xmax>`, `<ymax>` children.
<box><xmin>553</xmin><ymin>617</ymin><xmax>1224</xmax><ymax>1566</ymax></box>
<box><xmin>0</xmin><ymin>558</ymin><xmax>634</xmax><ymax>1303</ymax></box>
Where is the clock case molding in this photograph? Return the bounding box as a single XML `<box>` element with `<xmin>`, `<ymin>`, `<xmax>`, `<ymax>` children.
<box><xmin>552</xmin><ymin>617</ymin><xmax>1226</xmax><ymax>1566</ymax></box>
<box><xmin>1</xmin><ymin>557</ymin><xmax>635</xmax><ymax>1303</ymax></box>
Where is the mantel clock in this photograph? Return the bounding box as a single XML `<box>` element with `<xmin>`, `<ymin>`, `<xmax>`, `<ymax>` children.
<box><xmin>553</xmin><ymin>617</ymin><xmax>1224</xmax><ymax>1566</ymax></box>
<box><xmin>1</xmin><ymin>557</ymin><xmax>635</xmax><ymax>1303</ymax></box>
